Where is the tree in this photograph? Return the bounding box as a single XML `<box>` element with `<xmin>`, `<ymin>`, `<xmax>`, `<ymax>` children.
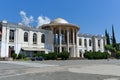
<box><xmin>105</xmin><ymin>29</ymin><xmax>110</xmax><ymax>45</ymax></box>
<box><xmin>112</xmin><ymin>25</ymin><xmax>116</xmax><ymax>47</ymax></box>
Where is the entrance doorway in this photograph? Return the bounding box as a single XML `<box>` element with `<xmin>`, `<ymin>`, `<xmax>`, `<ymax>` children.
<box><xmin>79</xmin><ymin>50</ymin><xmax>83</xmax><ymax>58</ymax></box>
<box><xmin>9</xmin><ymin>46</ymin><xmax>14</xmax><ymax>57</ymax></box>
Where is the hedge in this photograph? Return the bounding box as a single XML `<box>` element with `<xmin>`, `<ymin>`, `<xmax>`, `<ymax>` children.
<box><xmin>57</xmin><ymin>51</ymin><xmax>70</xmax><ymax>60</ymax></box>
<box><xmin>84</xmin><ymin>51</ymin><xmax>110</xmax><ymax>59</ymax></box>
<box><xmin>32</xmin><ymin>51</ymin><xmax>70</xmax><ymax>60</ymax></box>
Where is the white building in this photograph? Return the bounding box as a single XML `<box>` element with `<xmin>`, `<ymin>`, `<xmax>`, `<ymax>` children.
<box><xmin>0</xmin><ymin>18</ymin><xmax>106</xmax><ymax>58</ymax></box>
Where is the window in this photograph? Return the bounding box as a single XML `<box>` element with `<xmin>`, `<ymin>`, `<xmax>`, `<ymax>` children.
<box><xmin>41</xmin><ymin>34</ymin><xmax>45</xmax><ymax>43</ymax></box>
<box><xmin>9</xmin><ymin>30</ymin><xmax>14</xmax><ymax>42</ymax></box>
<box><xmin>98</xmin><ymin>40</ymin><xmax>100</xmax><ymax>48</ymax></box>
<box><xmin>33</xmin><ymin>33</ymin><xmax>37</xmax><ymax>44</ymax></box>
<box><xmin>24</xmin><ymin>32</ymin><xmax>28</xmax><ymax>42</ymax></box>
<box><xmin>89</xmin><ymin>39</ymin><xmax>92</xmax><ymax>46</ymax></box>
<box><xmin>84</xmin><ymin>39</ymin><xmax>87</xmax><ymax>47</ymax></box>
<box><xmin>79</xmin><ymin>39</ymin><xmax>82</xmax><ymax>46</ymax></box>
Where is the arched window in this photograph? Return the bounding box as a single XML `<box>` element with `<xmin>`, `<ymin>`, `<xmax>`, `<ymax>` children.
<box><xmin>41</xmin><ymin>34</ymin><xmax>45</xmax><ymax>43</ymax></box>
<box><xmin>33</xmin><ymin>33</ymin><xmax>37</xmax><ymax>44</ymax></box>
<box><xmin>84</xmin><ymin>39</ymin><xmax>87</xmax><ymax>47</ymax></box>
<box><xmin>98</xmin><ymin>40</ymin><xmax>100</xmax><ymax>48</ymax></box>
<box><xmin>24</xmin><ymin>32</ymin><xmax>28</xmax><ymax>42</ymax></box>
<box><xmin>89</xmin><ymin>39</ymin><xmax>92</xmax><ymax>46</ymax></box>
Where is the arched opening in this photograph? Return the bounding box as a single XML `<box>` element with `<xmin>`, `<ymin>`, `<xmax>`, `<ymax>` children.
<box><xmin>33</xmin><ymin>33</ymin><xmax>37</xmax><ymax>44</ymax></box>
<box><xmin>24</xmin><ymin>32</ymin><xmax>28</xmax><ymax>42</ymax></box>
<box><xmin>41</xmin><ymin>34</ymin><xmax>45</xmax><ymax>43</ymax></box>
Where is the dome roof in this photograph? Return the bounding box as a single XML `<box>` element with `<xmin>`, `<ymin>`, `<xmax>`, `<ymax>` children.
<box><xmin>50</xmin><ymin>18</ymin><xmax>69</xmax><ymax>24</ymax></box>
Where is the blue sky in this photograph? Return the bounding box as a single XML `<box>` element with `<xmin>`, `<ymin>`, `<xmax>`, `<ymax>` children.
<box><xmin>0</xmin><ymin>0</ymin><xmax>120</xmax><ymax>42</ymax></box>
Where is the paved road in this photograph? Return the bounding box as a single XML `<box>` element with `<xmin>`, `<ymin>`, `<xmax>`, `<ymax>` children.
<box><xmin>0</xmin><ymin>60</ymin><xmax>120</xmax><ymax>80</ymax></box>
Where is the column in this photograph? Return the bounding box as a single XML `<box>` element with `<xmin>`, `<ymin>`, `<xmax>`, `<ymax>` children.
<box><xmin>67</xmin><ymin>28</ymin><xmax>69</xmax><ymax>52</ymax></box>
<box><xmin>72</xmin><ymin>29</ymin><xmax>75</xmax><ymax>57</ymax></box>
<box><xmin>100</xmin><ymin>39</ymin><xmax>104</xmax><ymax>52</ymax></box>
<box><xmin>15</xmin><ymin>28</ymin><xmax>18</xmax><ymax>54</ymax></box>
<box><xmin>87</xmin><ymin>38</ymin><xmax>89</xmax><ymax>51</ymax></box>
<box><xmin>51</xmin><ymin>27</ymin><xmax>54</xmax><ymax>52</ymax></box>
<box><xmin>75</xmin><ymin>29</ymin><xmax>80</xmax><ymax>57</ymax></box>
<box><xmin>73</xmin><ymin>29</ymin><xmax>75</xmax><ymax>45</ymax></box>
<box><xmin>59</xmin><ymin>27</ymin><xmax>62</xmax><ymax>53</ymax></box>
<box><xmin>63</xmin><ymin>29</ymin><xmax>65</xmax><ymax>44</ymax></box>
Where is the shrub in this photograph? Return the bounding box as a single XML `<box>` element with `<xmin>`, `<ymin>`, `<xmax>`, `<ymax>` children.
<box><xmin>47</xmin><ymin>52</ymin><xmax>57</xmax><ymax>60</ymax></box>
<box><xmin>32</xmin><ymin>52</ymin><xmax>57</xmax><ymax>60</ymax></box>
<box><xmin>33</xmin><ymin>52</ymin><xmax>47</xmax><ymax>60</ymax></box>
<box><xmin>84</xmin><ymin>51</ymin><xmax>94</xmax><ymax>59</ymax></box>
<box><xmin>11</xmin><ymin>53</ymin><xmax>17</xmax><ymax>59</ymax></box>
<box><xmin>32</xmin><ymin>51</ymin><xmax>70</xmax><ymax>60</ymax></box>
<box><xmin>33</xmin><ymin>53</ymin><xmax>40</xmax><ymax>57</ymax></box>
<box><xmin>116</xmin><ymin>51</ymin><xmax>120</xmax><ymax>59</ymax></box>
<box><xmin>84</xmin><ymin>51</ymin><xmax>110</xmax><ymax>59</ymax></box>
<box><xmin>102</xmin><ymin>52</ymin><xmax>110</xmax><ymax>59</ymax></box>
<box><xmin>17</xmin><ymin>53</ymin><xmax>25</xmax><ymax>59</ymax></box>
<box><xmin>57</xmin><ymin>51</ymin><xmax>70</xmax><ymax>60</ymax></box>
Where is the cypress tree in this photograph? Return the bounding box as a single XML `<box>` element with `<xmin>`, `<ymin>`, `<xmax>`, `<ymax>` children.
<box><xmin>112</xmin><ymin>25</ymin><xmax>116</xmax><ymax>46</ymax></box>
<box><xmin>105</xmin><ymin>29</ymin><xmax>110</xmax><ymax>45</ymax></box>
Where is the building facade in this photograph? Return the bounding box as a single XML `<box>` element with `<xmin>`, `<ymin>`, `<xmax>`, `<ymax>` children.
<box><xmin>0</xmin><ymin>18</ymin><xmax>106</xmax><ymax>58</ymax></box>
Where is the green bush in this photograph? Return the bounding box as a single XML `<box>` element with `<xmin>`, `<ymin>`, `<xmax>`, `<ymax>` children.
<box><xmin>32</xmin><ymin>51</ymin><xmax>70</xmax><ymax>60</ymax></box>
<box><xmin>11</xmin><ymin>53</ymin><xmax>17</xmax><ymax>59</ymax></box>
<box><xmin>84</xmin><ymin>51</ymin><xmax>110</xmax><ymax>59</ymax></box>
<box><xmin>47</xmin><ymin>52</ymin><xmax>57</xmax><ymax>60</ymax></box>
<box><xmin>33</xmin><ymin>53</ymin><xmax>40</xmax><ymax>57</ymax></box>
<box><xmin>33</xmin><ymin>52</ymin><xmax>57</xmax><ymax>60</ymax></box>
<box><xmin>57</xmin><ymin>51</ymin><xmax>70</xmax><ymax>60</ymax></box>
<box><xmin>102</xmin><ymin>52</ymin><xmax>110</xmax><ymax>59</ymax></box>
<box><xmin>84</xmin><ymin>51</ymin><xmax>93</xmax><ymax>59</ymax></box>
<box><xmin>35</xmin><ymin>52</ymin><xmax>47</xmax><ymax>60</ymax></box>
<box><xmin>116</xmin><ymin>51</ymin><xmax>120</xmax><ymax>59</ymax></box>
<box><xmin>17</xmin><ymin>53</ymin><xmax>25</xmax><ymax>59</ymax></box>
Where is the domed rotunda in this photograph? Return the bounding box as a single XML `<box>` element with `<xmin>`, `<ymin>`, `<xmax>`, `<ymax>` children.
<box><xmin>41</xmin><ymin>18</ymin><xmax>80</xmax><ymax>57</ymax></box>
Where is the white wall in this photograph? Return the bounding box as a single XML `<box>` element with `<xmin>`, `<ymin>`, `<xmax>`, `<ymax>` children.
<box><xmin>77</xmin><ymin>36</ymin><xmax>105</xmax><ymax>58</ymax></box>
<box><xmin>0</xmin><ymin>24</ymin><xmax>53</xmax><ymax>57</ymax></box>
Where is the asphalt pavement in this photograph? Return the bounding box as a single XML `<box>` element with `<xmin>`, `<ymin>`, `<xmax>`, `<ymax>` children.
<box><xmin>0</xmin><ymin>60</ymin><xmax>120</xmax><ymax>80</ymax></box>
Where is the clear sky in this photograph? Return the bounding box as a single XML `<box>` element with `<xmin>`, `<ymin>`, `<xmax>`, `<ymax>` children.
<box><xmin>0</xmin><ymin>0</ymin><xmax>120</xmax><ymax>42</ymax></box>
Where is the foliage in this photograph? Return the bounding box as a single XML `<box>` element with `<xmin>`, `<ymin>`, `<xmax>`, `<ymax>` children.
<box><xmin>84</xmin><ymin>51</ymin><xmax>93</xmax><ymax>59</ymax></box>
<box><xmin>57</xmin><ymin>51</ymin><xmax>70</xmax><ymax>60</ymax></box>
<box><xmin>105</xmin><ymin>25</ymin><xmax>118</xmax><ymax>57</ymax></box>
<box><xmin>17</xmin><ymin>53</ymin><xmax>25</xmax><ymax>59</ymax></box>
<box><xmin>84</xmin><ymin>51</ymin><xmax>110</xmax><ymax>59</ymax></box>
<box><xmin>105</xmin><ymin>29</ymin><xmax>110</xmax><ymax>45</ymax></box>
<box><xmin>47</xmin><ymin>52</ymin><xmax>57</xmax><ymax>60</ymax></box>
<box><xmin>33</xmin><ymin>52</ymin><xmax>46</xmax><ymax>59</ymax></box>
<box><xmin>33</xmin><ymin>52</ymin><xmax>41</xmax><ymax>57</ymax></box>
<box><xmin>32</xmin><ymin>51</ymin><xmax>70</xmax><ymax>60</ymax></box>
<box><xmin>105</xmin><ymin>44</ymin><xmax>120</xmax><ymax>57</ymax></box>
<box><xmin>33</xmin><ymin>52</ymin><xmax>57</xmax><ymax>60</ymax></box>
<box><xmin>11</xmin><ymin>53</ymin><xmax>17</xmax><ymax>59</ymax></box>
<box><xmin>105</xmin><ymin>45</ymin><xmax>116</xmax><ymax>52</ymax></box>
<box><xmin>112</xmin><ymin>25</ymin><xmax>116</xmax><ymax>47</ymax></box>
<box><xmin>116</xmin><ymin>51</ymin><xmax>120</xmax><ymax>59</ymax></box>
